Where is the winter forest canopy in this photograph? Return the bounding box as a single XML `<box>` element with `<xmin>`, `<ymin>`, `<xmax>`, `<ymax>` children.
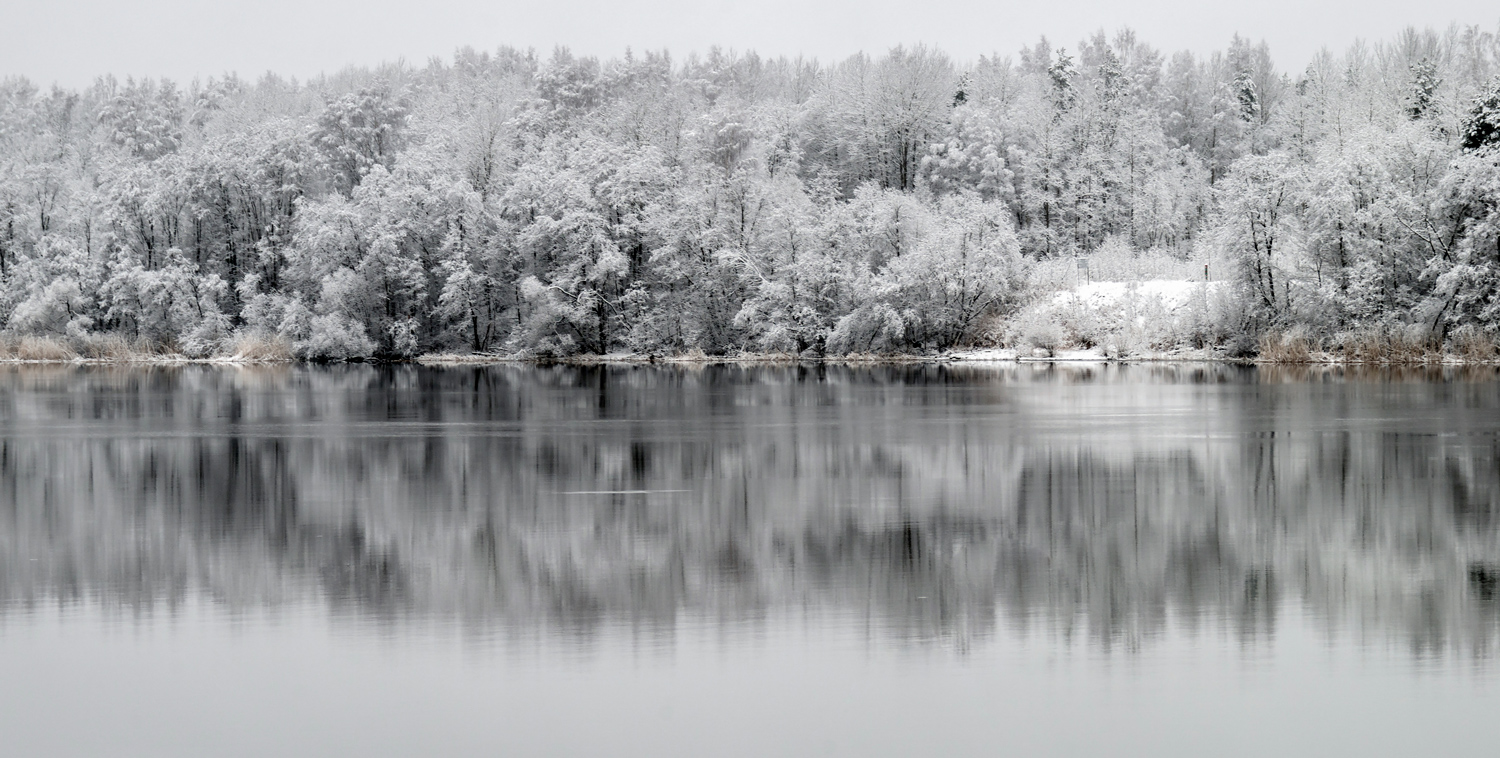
<box><xmin>4</xmin><ymin>27</ymin><xmax>1500</xmax><ymax>360</ymax></box>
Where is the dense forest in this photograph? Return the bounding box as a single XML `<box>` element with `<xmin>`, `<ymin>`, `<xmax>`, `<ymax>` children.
<box><xmin>3</xmin><ymin>26</ymin><xmax>1500</xmax><ymax>359</ymax></box>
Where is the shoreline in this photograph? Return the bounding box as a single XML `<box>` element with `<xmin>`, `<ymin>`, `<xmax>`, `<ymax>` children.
<box><xmin>2</xmin><ymin>349</ymin><xmax>1498</xmax><ymax>368</ymax></box>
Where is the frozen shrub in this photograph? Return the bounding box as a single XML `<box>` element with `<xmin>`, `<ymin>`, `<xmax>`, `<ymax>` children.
<box><xmin>387</xmin><ymin>318</ymin><xmax>420</xmax><ymax>358</ymax></box>
<box><xmin>276</xmin><ymin>299</ymin><xmax>315</xmax><ymax>344</ymax></box>
<box><xmin>180</xmin><ymin>313</ymin><xmax>234</xmax><ymax>358</ymax></box>
<box><xmin>1003</xmin><ymin>278</ymin><xmax>1241</xmax><ymax>355</ymax></box>
<box><xmin>295</xmin><ymin>313</ymin><xmax>376</xmax><ymax>361</ymax></box>
<box><xmin>827</xmin><ymin>303</ymin><xmax>906</xmax><ymax>355</ymax></box>
<box><xmin>1008</xmin><ymin>307</ymin><xmax>1064</xmax><ymax>351</ymax></box>
<box><xmin>8</xmin><ymin>278</ymin><xmax>94</xmax><ymax>338</ymax></box>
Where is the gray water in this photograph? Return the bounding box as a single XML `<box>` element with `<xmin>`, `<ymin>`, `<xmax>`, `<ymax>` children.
<box><xmin>0</xmin><ymin>362</ymin><xmax>1497</xmax><ymax>756</ymax></box>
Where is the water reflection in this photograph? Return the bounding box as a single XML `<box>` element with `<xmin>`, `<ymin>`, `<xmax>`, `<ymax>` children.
<box><xmin>1</xmin><ymin>362</ymin><xmax>1498</xmax><ymax>658</ymax></box>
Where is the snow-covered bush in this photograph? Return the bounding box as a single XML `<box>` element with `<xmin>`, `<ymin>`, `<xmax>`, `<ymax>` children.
<box><xmin>294</xmin><ymin>313</ymin><xmax>376</xmax><ymax>361</ymax></box>
<box><xmin>4</xmin><ymin>237</ymin><xmax>99</xmax><ymax>338</ymax></box>
<box><xmin>1006</xmin><ymin>279</ymin><xmax>1242</xmax><ymax>355</ymax></box>
<box><xmin>180</xmin><ymin>312</ymin><xmax>233</xmax><ymax>357</ymax></box>
<box><xmin>827</xmin><ymin>302</ymin><xmax>906</xmax><ymax>354</ymax></box>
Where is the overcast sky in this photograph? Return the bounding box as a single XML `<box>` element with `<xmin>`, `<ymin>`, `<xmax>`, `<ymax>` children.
<box><xmin>4</xmin><ymin>0</ymin><xmax>1498</xmax><ymax>89</ymax></box>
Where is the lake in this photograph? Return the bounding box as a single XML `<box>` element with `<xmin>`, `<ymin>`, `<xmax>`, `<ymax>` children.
<box><xmin>0</xmin><ymin>362</ymin><xmax>1497</xmax><ymax>756</ymax></box>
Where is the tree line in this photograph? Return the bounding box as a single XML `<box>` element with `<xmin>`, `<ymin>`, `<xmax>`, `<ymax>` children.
<box><xmin>2</xmin><ymin>27</ymin><xmax>1500</xmax><ymax>359</ymax></box>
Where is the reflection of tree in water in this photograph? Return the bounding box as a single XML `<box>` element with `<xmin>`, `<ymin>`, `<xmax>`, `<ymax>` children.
<box><xmin>0</xmin><ymin>363</ymin><xmax>1499</xmax><ymax>657</ymax></box>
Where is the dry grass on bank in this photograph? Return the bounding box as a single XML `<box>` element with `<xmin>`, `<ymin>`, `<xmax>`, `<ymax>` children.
<box><xmin>0</xmin><ymin>332</ymin><xmax>296</xmax><ymax>364</ymax></box>
<box><xmin>1337</xmin><ymin>327</ymin><xmax>1440</xmax><ymax>364</ymax></box>
<box><xmin>1257</xmin><ymin>332</ymin><xmax>1316</xmax><ymax>363</ymax></box>
<box><xmin>0</xmin><ymin>336</ymin><xmax>79</xmax><ymax>361</ymax></box>
<box><xmin>0</xmin><ymin>335</ymin><xmax>179</xmax><ymax>362</ymax></box>
<box><xmin>224</xmin><ymin>333</ymin><xmax>293</xmax><ymax>362</ymax></box>
<box><xmin>1254</xmin><ymin>326</ymin><xmax>1470</xmax><ymax>365</ymax></box>
<box><xmin>1451</xmin><ymin>325</ymin><xmax>1498</xmax><ymax>363</ymax></box>
<box><xmin>74</xmin><ymin>334</ymin><xmax>172</xmax><ymax>360</ymax></box>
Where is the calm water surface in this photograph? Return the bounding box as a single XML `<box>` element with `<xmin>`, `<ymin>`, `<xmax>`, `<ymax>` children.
<box><xmin>1</xmin><ymin>362</ymin><xmax>1497</xmax><ymax>756</ymax></box>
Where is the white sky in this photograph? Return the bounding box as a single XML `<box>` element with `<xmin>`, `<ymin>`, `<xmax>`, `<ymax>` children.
<box><xmin>4</xmin><ymin>0</ymin><xmax>1498</xmax><ymax>89</ymax></box>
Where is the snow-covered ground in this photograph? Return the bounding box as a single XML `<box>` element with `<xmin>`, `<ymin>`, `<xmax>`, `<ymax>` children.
<box><xmin>946</xmin><ymin>279</ymin><xmax>1234</xmax><ymax>362</ymax></box>
<box><xmin>951</xmin><ymin>347</ymin><xmax>1109</xmax><ymax>361</ymax></box>
<box><xmin>1052</xmin><ymin>280</ymin><xmax>1224</xmax><ymax>312</ymax></box>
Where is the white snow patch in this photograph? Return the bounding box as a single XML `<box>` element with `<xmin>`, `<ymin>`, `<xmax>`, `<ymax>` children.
<box><xmin>950</xmin><ymin>347</ymin><xmax>1018</xmax><ymax>361</ymax></box>
<box><xmin>949</xmin><ymin>347</ymin><xmax>1109</xmax><ymax>362</ymax></box>
<box><xmin>1050</xmin><ymin>348</ymin><xmax>1108</xmax><ymax>361</ymax></box>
